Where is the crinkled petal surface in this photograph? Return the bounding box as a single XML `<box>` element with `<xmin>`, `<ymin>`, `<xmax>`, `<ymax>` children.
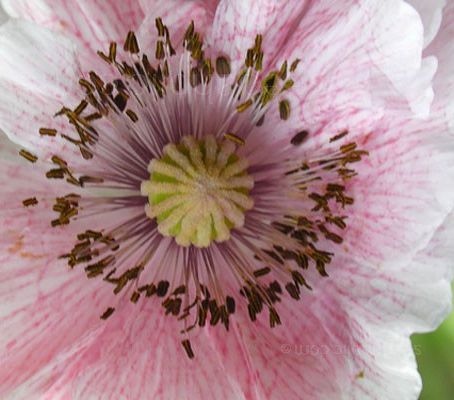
<box><xmin>407</xmin><ymin>0</ymin><xmax>447</xmax><ymax>47</ymax></box>
<box><xmin>425</xmin><ymin>0</ymin><xmax>454</xmax><ymax>130</ymax></box>
<box><xmin>1</xmin><ymin>0</ymin><xmax>145</xmax><ymax>53</ymax></box>
<box><xmin>0</xmin><ymin>1</ymin><xmax>143</xmax><ymax>83</ymax></box>
<box><xmin>210</xmin><ymin>0</ymin><xmax>435</xmax><ymax>117</ymax></box>
<box><xmin>0</xmin><ymin>20</ymin><xmax>84</xmax><ymax>162</ymax></box>
<box><xmin>136</xmin><ymin>0</ymin><xmax>215</xmax><ymax>55</ymax></box>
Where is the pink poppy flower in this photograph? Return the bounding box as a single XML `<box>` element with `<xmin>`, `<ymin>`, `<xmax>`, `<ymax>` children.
<box><xmin>0</xmin><ymin>1</ymin><xmax>453</xmax><ymax>399</ymax></box>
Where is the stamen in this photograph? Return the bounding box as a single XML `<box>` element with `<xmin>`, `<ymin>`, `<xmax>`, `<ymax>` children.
<box><xmin>330</xmin><ymin>130</ymin><xmax>349</xmax><ymax>142</ymax></box>
<box><xmin>124</xmin><ymin>31</ymin><xmax>140</xmax><ymax>54</ymax></box>
<box><xmin>291</xmin><ymin>130</ymin><xmax>309</xmax><ymax>145</ymax></box>
<box><xmin>279</xmin><ymin>99</ymin><xmax>291</xmax><ymax>120</ymax></box>
<box><xmin>22</xmin><ymin>197</ymin><xmax>38</xmax><ymax>207</ymax></box>
<box><xmin>19</xmin><ymin>149</ymin><xmax>38</xmax><ymax>163</ymax></box>
<box><xmin>100</xmin><ymin>307</ymin><xmax>116</xmax><ymax>320</ymax></box>
<box><xmin>224</xmin><ymin>133</ymin><xmax>245</xmax><ymax>146</ymax></box>
<box><xmin>39</xmin><ymin>128</ymin><xmax>57</xmax><ymax>137</ymax></box>
<box><xmin>182</xmin><ymin>339</ymin><xmax>195</xmax><ymax>359</ymax></box>
<box><xmin>216</xmin><ymin>56</ymin><xmax>231</xmax><ymax>77</ymax></box>
<box><xmin>290</xmin><ymin>58</ymin><xmax>300</xmax><ymax>72</ymax></box>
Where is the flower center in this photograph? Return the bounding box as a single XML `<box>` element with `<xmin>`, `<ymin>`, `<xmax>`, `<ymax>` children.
<box><xmin>141</xmin><ymin>135</ymin><xmax>254</xmax><ymax>247</ymax></box>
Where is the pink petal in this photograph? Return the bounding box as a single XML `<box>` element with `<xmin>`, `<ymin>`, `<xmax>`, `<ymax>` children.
<box><xmin>139</xmin><ymin>0</ymin><xmax>219</xmax><ymax>16</ymax></box>
<box><xmin>208</xmin><ymin>0</ymin><xmax>310</xmax><ymax>71</ymax></box>
<box><xmin>274</xmin><ymin>1</ymin><xmax>433</xmax><ymax>118</ymax></box>
<box><xmin>0</xmin><ymin>152</ymin><xmax>116</xmax><ymax>397</ymax></box>
<box><xmin>344</xmin><ymin>119</ymin><xmax>454</xmax><ymax>268</ymax></box>
<box><xmin>208</xmin><ymin>1</ymin><xmax>432</xmax><ymax>117</ymax></box>
<box><xmin>18</xmin><ymin>303</ymin><xmax>252</xmax><ymax>399</ymax></box>
<box><xmin>1</xmin><ymin>0</ymin><xmax>144</xmax><ymax>54</ymax></box>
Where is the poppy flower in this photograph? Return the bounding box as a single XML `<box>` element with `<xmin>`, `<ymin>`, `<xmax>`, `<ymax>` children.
<box><xmin>0</xmin><ymin>1</ymin><xmax>453</xmax><ymax>399</ymax></box>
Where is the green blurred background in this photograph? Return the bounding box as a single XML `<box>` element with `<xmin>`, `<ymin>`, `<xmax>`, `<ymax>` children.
<box><xmin>412</xmin><ymin>284</ymin><xmax>454</xmax><ymax>399</ymax></box>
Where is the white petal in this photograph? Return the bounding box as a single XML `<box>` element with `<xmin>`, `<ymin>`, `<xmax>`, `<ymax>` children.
<box><xmin>425</xmin><ymin>0</ymin><xmax>454</xmax><ymax>133</ymax></box>
<box><xmin>0</xmin><ymin>20</ymin><xmax>82</xmax><ymax>162</ymax></box>
<box><xmin>406</xmin><ymin>0</ymin><xmax>447</xmax><ymax>48</ymax></box>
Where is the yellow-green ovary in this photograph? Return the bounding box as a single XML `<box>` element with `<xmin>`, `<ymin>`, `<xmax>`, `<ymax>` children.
<box><xmin>141</xmin><ymin>135</ymin><xmax>254</xmax><ymax>247</ymax></box>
